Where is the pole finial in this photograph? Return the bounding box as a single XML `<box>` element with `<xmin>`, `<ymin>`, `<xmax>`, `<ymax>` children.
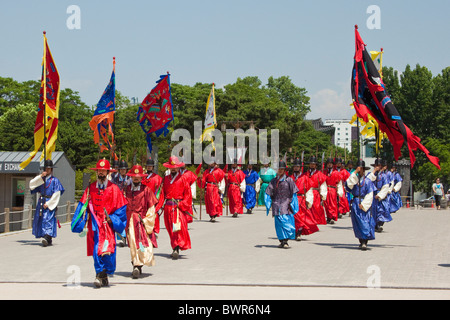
<box><xmin>355</xmin><ymin>24</ymin><xmax>358</xmax><ymax>30</ymax></box>
<box><xmin>43</xmin><ymin>31</ymin><xmax>46</xmax><ymax>35</ymax></box>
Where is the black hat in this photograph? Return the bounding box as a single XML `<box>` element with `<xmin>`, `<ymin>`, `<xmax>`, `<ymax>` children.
<box><xmin>335</xmin><ymin>158</ymin><xmax>343</xmax><ymax>164</ymax></box>
<box><xmin>326</xmin><ymin>157</ymin><xmax>334</xmax><ymax>164</ymax></box>
<box><xmin>346</xmin><ymin>160</ymin><xmax>354</xmax><ymax>166</ymax></box>
<box><xmin>356</xmin><ymin>159</ymin><xmax>370</xmax><ymax>170</ymax></box>
<box><xmin>278</xmin><ymin>160</ymin><xmax>288</xmax><ymax>169</ymax></box>
<box><xmin>146</xmin><ymin>158</ymin><xmax>155</xmax><ymax>166</ymax></box>
<box><xmin>118</xmin><ymin>160</ymin><xmax>128</xmax><ymax>170</ymax></box>
<box><xmin>292</xmin><ymin>158</ymin><xmax>302</xmax><ymax>166</ymax></box>
<box><xmin>112</xmin><ymin>160</ymin><xmax>119</xmax><ymax>168</ymax></box>
<box><xmin>371</xmin><ymin>159</ymin><xmax>386</xmax><ymax>167</ymax></box>
<box><xmin>308</xmin><ymin>156</ymin><xmax>318</xmax><ymax>164</ymax></box>
<box><xmin>41</xmin><ymin>159</ymin><xmax>56</xmax><ymax>169</ymax></box>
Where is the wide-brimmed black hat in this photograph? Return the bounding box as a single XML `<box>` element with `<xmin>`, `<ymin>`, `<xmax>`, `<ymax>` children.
<box><xmin>146</xmin><ymin>157</ymin><xmax>155</xmax><ymax>166</ymax></box>
<box><xmin>371</xmin><ymin>159</ymin><xmax>387</xmax><ymax>167</ymax></box>
<box><xmin>307</xmin><ymin>156</ymin><xmax>318</xmax><ymax>164</ymax></box>
<box><xmin>118</xmin><ymin>160</ymin><xmax>129</xmax><ymax>170</ymax></box>
<box><xmin>326</xmin><ymin>157</ymin><xmax>334</xmax><ymax>164</ymax></box>
<box><xmin>278</xmin><ymin>160</ymin><xmax>288</xmax><ymax>169</ymax></box>
<box><xmin>41</xmin><ymin>160</ymin><xmax>56</xmax><ymax>169</ymax></box>
<box><xmin>356</xmin><ymin>159</ymin><xmax>370</xmax><ymax>170</ymax></box>
<box><xmin>112</xmin><ymin>160</ymin><xmax>120</xmax><ymax>168</ymax></box>
<box><xmin>292</xmin><ymin>158</ymin><xmax>302</xmax><ymax>166</ymax></box>
<box><xmin>335</xmin><ymin>158</ymin><xmax>343</xmax><ymax>164</ymax></box>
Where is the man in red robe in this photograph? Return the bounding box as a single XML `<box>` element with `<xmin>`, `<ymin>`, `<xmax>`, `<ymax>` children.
<box><xmin>225</xmin><ymin>160</ymin><xmax>246</xmax><ymax>218</ymax></box>
<box><xmin>323</xmin><ymin>158</ymin><xmax>341</xmax><ymax>224</ymax></box>
<box><xmin>125</xmin><ymin>165</ymin><xmax>158</xmax><ymax>279</ymax></box>
<box><xmin>304</xmin><ymin>156</ymin><xmax>327</xmax><ymax>225</ymax></box>
<box><xmin>142</xmin><ymin>157</ymin><xmax>162</xmax><ymax>234</ymax></box>
<box><xmin>336</xmin><ymin>158</ymin><xmax>350</xmax><ymax>216</ymax></box>
<box><xmin>180</xmin><ymin>164</ymin><xmax>198</xmax><ymax>223</ymax></box>
<box><xmin>199</xmin><ymin>159</ymin><xmax>225</xmax><ymax>222</ymax></box>
<box><xmin>290</xmin><ymin>158</ymin><xmax>318</xmax><ymax>240</ymax></box>
<box><xmin>155</xmin><ymin>156</ymin><xmax>193</xmax><ymax>260</ymax></box>
<box><xmin>72</xmin><ymin>159</ymin><xmax>127</xmax><ymax>288</ymax></box>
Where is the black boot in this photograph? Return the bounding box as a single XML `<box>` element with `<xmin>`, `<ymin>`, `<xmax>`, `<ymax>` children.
<box><xmin>172</xmin><ymin>246</ymin><xmax>180</xmax><ymax>260</ymax></box>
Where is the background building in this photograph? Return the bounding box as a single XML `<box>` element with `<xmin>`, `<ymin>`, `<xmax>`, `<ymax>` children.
<box><xmin>0</xmin><ymin>151</ymin><xmax>75</xmax><ymax>232</ymax></box>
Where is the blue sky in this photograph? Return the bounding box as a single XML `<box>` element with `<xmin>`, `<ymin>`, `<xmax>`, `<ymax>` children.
<box><xmin>1</xmin><ymin>0</ymin><xmax>449</xmax><ymax>120</ymax></box>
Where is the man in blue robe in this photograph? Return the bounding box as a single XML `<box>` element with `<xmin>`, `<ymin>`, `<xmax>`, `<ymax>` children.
<box><xmin>30</xmin><ymin>160</ymin><xmax>65</xmax><ymax>247</ymax></box>
<box><xmin>345</xmin><ymin>160</ymin><xmax>376</xmax><ymax>251</ymax></box>
<box><xmin>389</xmin><ymin>163</ymin><xmax>403</xmax><ymax>213</ymax></box>
<box><xmin>367</xmin><ymin>159</ymin><xmax>392</xmax><ymax>233</ymax></box>
<box><xmin>265</xmin><ymin>161</ymin><xmax>299</xmax><ymax>248</ymax></box>
<box><xmin>243</xmin><ymin>164</ymin><xmax>259</xmax><ymax>214</ymax></box>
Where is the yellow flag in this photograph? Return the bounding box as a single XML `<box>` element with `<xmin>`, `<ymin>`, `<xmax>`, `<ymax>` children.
<box><xmin>200</xmin><ymin>84</ymin><xmax>216</xmax><ymax>149</ymax></box>
<box><xmin>20</xmin><ymin>32</ymin><xmax>60</xmax><ymax>170</ymax></box>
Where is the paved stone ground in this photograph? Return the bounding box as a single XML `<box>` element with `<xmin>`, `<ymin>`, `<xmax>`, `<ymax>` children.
<box><xmin>1</xmin><ymin>206</ymin><xmax>450</xmax><ymax>300</ymax></box>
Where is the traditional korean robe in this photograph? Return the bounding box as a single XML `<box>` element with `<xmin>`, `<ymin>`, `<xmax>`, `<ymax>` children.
<box><xmin>142</xmin><ymin>172</ymin><xmax>163</xmax><ymax>233</ymax></box>
<box><xmin>243</xmin><ymin>169</ymin><xmax>259</xmax><ymax>211</ymax></box>
<box><xmin>346</xmin><ymin>172</ymin><xmax>376</xmax><ymax>241</ymax></box>
<box><xmin>180</xmin><ymin>169</ymin><xmax>198</xmax><ymax>223</ymax></box>
<box><xmin>390</xmin><ymin>171</ymin><xmax>403</xmax><ymax>213</ymax></box>
<box><xmin>200</xmin><ymin>167</ymin><xmax>225</xmax><ymax>218</ymax></box>
<box><xmin>337</xmin><ymin>168</ymin><xmax>350</xmax><ymax>214</ymax></box>
<box><xmin>72</xmin><ymin>180</ymin><xmax>127</xmax><ymax>274</ymax></box>
<box><xmin>323</xmin><ymin>168</ymin><xmax>342</xmax><ymax>222</ymax></box>
<box><xmin>368</xmin><ymin>170</ymin><xmax>392</xmax><ymax>225</ymax></box>
<box><xmin>156</xmin><ymin>173</ymin><xmax>192</xmax><ymax>251</ymax></box>
<box><xmin>290</xmin><ymin>172</ymin><xmax>318</xmax><ymax>235</ymax></box>
<box><xmin>304</xmin><ymin>169</ymin><xmax>328</xmax><ymax>225</ymax></box>
<box><xmin>125</xmin><ymin>183</ymin><xmax>157</xmax><ymax>267</ymax></box>
<box><xmin>225</xmin><ymin>168</ymin><xmax>246</xmax><ymax>215</ymax></box>
<box><xmin>265</xmin><ymin>175</ymin><xmax>299</xmax><ymax>241</ymax></box>
<box><xmin>30</xmin><ymin>174</ymin><xmax>65</xmax><ymax>239</ymax></box>
<box><xmin>258</xmin><ymin>167</ymin><xmax>276</xmax><ymax>206</ymax></box>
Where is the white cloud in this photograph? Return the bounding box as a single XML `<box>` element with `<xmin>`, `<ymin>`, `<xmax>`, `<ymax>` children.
<box><xmin>307</xmin><ymin>87</ymin><xmax>354</xmax><ymax>120</ymax></box>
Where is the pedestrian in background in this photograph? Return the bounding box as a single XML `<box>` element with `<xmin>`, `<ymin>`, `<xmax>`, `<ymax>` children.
<box><xmin>432</xmin><ymin>178</ymin><xmax>444</xmax><ymax>210</ymax></box>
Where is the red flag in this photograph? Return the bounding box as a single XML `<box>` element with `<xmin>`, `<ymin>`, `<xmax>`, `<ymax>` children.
<box><xmin>351</xmin><ymin>26</ymin><xmax>440</xmax><ymax>169</ymax></box>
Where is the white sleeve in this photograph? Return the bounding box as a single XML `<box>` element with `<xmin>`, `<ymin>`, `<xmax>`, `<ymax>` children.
<box><xmin>46</xmin><ymin>191</ymin><xmax>61</xmax><ymax>211</ymax></box>
<box><xmin>30</xmin><ymin>175</ymin><xmax>44</xmax><ymax>191</ymax></box>
<box><xmin>240</xmin><ymin>179</ymin><xmax>246</xmax><ymax>193</ymax></box>
<box><xmin>255</xmin><ymin>178</ymin><xmax>262</xmax><ymax>193</ymax></box>
<box><xmin>320</xmin><ymin>182</ymin><xmax>327</xmax><ymax>200</ymax></box>
<box><xmin>377</xmin><ymin>184</ymin><xmax>389</xmax><ymax>200</ymax></box>
<box><xmin>306</xmin><ymin>189</ymin><xmax>314</xmax><ymax>209</ymax></box>
<box><xmin>190</xmin><ymin>183</ymin><xmax>197</xmax><ymax>199</ymax></box>
<box><xmin>218</xmin><ymin>178</ymin><xmax>226</xmax><ymax>194</ymax></box>
<box><xmin>367</xmin><ymin>171</ymin><xmax>377</xmax><ymax>182</ymax></box>
<box><xmin>346</xmin><ymin>172</ymin><xmax>359</xmax><ymax>190</ymax></box>
<box><xmin>394</xmin><ymin>181</ymin><xmax>402</xmax><ymax>193</ymax></box>
<box><xmin>337</xmin><ymin>181</ymin><xmax>344</xmax><ymax>197</ymax></box>
<box><xmin>361</xmin><ymin>191</ymin><xmax>373</xmax><ymax>212</ymax></box>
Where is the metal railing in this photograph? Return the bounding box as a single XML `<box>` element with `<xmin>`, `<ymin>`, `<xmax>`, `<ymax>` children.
<box><xmin>0</xmin><ymin>201</ymin><xmax>77</xmax><ymax>234</ymax></box>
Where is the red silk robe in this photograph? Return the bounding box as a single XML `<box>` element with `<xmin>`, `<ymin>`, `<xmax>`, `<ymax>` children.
<box><xmin>156</xmin><ymin>173</ymin><xmax>192</xmax><ymax>251</ymax></box>
<box><xmin>181</xmin><ymin>169</ymin><xmax>198</xmax><ymax>223</ymax></box>
<box><xmin>291</xmin><ymin>173</ymin><xmax>319</xmax><ymax>235</ymax></box>
<box><xmin>323</xmin><ymin>168</ymin><xmax>341</xmax><ymax>222</ymax></box>
<box><xmin>200</xmin><ymin>167</ymin><xmax>225</xmax><ymax>218</ymax></box>
<box><xmin>305</xmin><ymin>169</ymin><xmax>327</xmax><ymax>225</ymax></box>
<box><xmin>81</xmin><ymin>181</ymin><xmax>127</xmax><ymax>257</ymax></box>
<box><xmin>142</xmin><ymin>172</ymin><xmax>163</xmax><ymax>233</ymax></box>
<box><xmin>125</xmin><ymin>184</ymin><xmax>158</xmax><ymax>250</ymax></box>
<box><xmin>225</xmin><ymin>168</ymin><xmax>245</xmax><ymax>215</ymax></box>
<box><xmin>338</xmin><ymin>169</ymin><xmax>350</xmax><ymax>214</ymax></box>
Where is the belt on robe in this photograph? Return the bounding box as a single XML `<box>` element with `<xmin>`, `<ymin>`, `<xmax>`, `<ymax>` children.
<box><xmin>166</xmin><ymin>199</ymin><xmax>182</xmax><ymax>206</ymax></box>
<box><xmin>311</xmin><ymin>188</ymin><xmax>320</xmax><ymax>191</ymax></box>
<box><xmin>206</xmin><ymin>182</ymin><xmax>218</xmax><ymax>187</ymax></box>
<box><xmin>328</xmin><ymin>185</ymin><xmax>337</xmax><ymax>189</ymax></box>
<box><xmin>229</xmin><ymin>182</ymin><xmax>239</xmax><ymax>186</ymax></box>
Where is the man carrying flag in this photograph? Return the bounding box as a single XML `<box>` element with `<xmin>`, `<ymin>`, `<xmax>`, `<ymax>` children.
<box><xmin>89</xmin><ymin>57</ymin><xmax>117</xmax><ymax>160</ymax></box>
<box><xmin>142</xmin><ymin>157</ymin><xmax>163</xmax><ymax>235</ymax></box>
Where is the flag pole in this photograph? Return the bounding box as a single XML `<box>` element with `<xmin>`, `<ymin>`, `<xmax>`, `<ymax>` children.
<box><xmin>41</xmin><ymin>31</ymin><xmax>48</xmax><ymax>217</ymax></box>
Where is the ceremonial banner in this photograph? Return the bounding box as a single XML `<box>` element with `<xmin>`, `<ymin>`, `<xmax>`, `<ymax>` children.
<box><xmin>89</xmin><ymin>57</ymin><xmax>117</xmax><ymax>158</ymax></box>
<box><xmin>351</xmin><ymin>26</ymin><xmax>440</xmax><ymax>169</ymax></box>
<box><xmin>200</xmin><ymin>84</ymin><xmax>216</xmax><ymax>148</ymax></box>
<box><xmin>20</xmin><ymin>32</ymin><xmax>60</xmax><ymax>170</ymax></box>
<box><xmin>137</xmin><ymin>73</ymin><xmax>173</xmax><ymax>152</ymax></box>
